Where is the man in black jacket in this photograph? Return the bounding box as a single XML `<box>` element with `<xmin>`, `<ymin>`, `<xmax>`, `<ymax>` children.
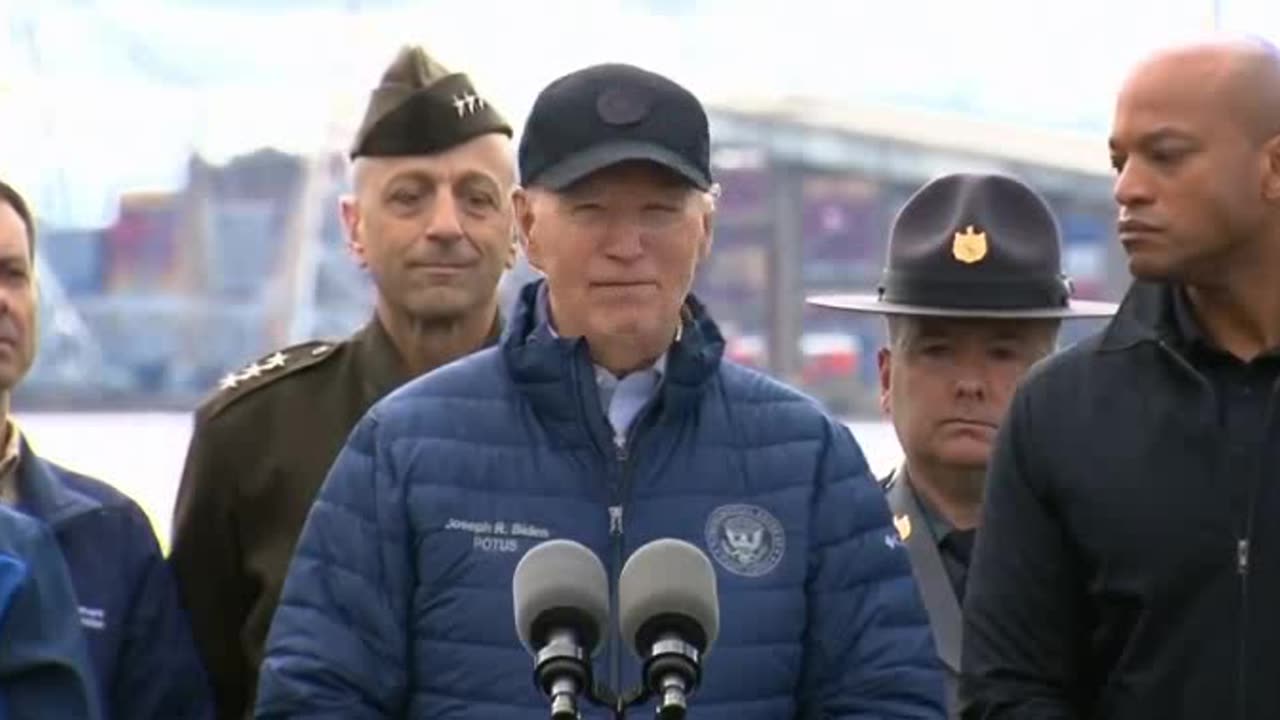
<box><xmin>960</xmin><ymin>36</ymin><xmax>1280</xmax><ymax>719</ymax></box>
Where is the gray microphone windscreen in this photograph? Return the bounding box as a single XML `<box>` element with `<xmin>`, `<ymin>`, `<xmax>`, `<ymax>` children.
<box><xmin>618</xmin><ymin>538</ymin><xmax>720</xmax><ymax>657</ymax></box>
<box><xmin>512</xmin><ymin>539</ymin><xmax>610</xmax><ymax>656</ymax></box>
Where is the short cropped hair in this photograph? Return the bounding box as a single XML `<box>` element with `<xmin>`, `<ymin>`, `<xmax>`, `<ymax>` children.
<box><xmin>0</xmin><ymin>179</ymin><xmax>36</xmax><ymax>259</ymax></box>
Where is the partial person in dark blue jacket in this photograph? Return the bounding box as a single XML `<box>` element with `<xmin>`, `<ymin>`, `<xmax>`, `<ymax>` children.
<box><xmin>0</xmin><ymin>504</ymin><xmax>101</xmax><ymax>720</ymax></box>
<box><xmin>0</xmin><ymin>179</ymin><xmax>213</xmax><ymax>720</ymax></box>
<box><xmin>257</xmin><ymin>63</ymin><xmax>946</xmax><ymax>719</ymax></box>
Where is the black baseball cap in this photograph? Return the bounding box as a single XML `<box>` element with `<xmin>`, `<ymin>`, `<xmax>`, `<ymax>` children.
<box><xmin>518</xmin><ymin>63</ymin><xmax>713</xmax><ymax>191</ymax></box>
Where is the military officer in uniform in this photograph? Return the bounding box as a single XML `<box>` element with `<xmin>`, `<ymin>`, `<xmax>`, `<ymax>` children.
<box><xmin>808</xmin><ymin>173</ymin><xmax>1116</xmax><ymax>716</ymax></box>
<box><xmin>168</xmin><ymin>45</ymin><xmax>517</xmax><ymax>719</ymax></box>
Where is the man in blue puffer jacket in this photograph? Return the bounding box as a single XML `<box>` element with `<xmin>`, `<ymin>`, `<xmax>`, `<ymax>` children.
<box><xmin>257</xmin><ymin>62</ymin><xmax>946</xmax><ymax>719</ymax></box>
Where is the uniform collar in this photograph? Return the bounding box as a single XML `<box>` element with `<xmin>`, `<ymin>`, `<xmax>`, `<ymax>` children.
<box><xmin>355</xmin><ymin>315</ymin><xmax>412</xmax><ymax>406</ymax></box>
<box><xmin>355</xmin><ymin>311</ymin><xmax>504</xmax><ymax>405</ymax></box>
<box><xmin>896</xmin><ymin>463</ymin><xmax>957</xmax><ymax>540</ymax></box>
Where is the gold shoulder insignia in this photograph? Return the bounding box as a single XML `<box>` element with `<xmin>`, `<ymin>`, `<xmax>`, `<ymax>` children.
<box><xmin>202</xmin><ymin>340</ymin><xmax>342</xmax><ymax>419</ymax></box>
<box><xmin>893</xmin><ymin>513</ymin><xmax>913</xmax><ymax>541</ymax></box>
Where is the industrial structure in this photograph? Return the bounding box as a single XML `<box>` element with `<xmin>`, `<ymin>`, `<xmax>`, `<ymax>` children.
<box><xmin>18</xmin><ymin>97</ymin><xmax>1123</xmax><ymax>414</ymax></box>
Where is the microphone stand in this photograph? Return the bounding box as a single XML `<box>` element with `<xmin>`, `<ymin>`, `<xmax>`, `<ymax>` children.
<box><xmin>535</xmin><ymin>630</ymin><xmax>592</xmax><ymax>720</ymax></box>
<box><xmin>586</xmin><ymin>680</ymin><xmax>630</xmax><ymax>719</ymax></box>
<box><xmin>642</xmin><ymin>633</ymin><xmax>702</xmax><ymax>720</ymax></box>
<box><xmin>576</xmin><ymin>639</ymin><xmax>703</xmax><ymax>719</ymax></box>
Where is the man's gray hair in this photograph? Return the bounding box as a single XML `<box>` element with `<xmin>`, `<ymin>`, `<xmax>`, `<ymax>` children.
<box><xmin>884</xmin><ymin>314</ymin><xmax>1061</xmax><ymax>359</ymax></box>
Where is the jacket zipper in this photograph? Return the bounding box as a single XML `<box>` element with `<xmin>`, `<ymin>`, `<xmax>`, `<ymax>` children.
<box><xmin>1237</xmin><ymin>533</ymin><xmax>1251</xmax><ymax>720</ymax></box>
<box><xmin>569</xmin><ymin>349</ymin><xmax>626</xmax><ymax>714</ymax></box>
<box><xmin>610</xmin><ymin>411</ymin><xmax>661</xmax><ymax>715</ymax></box>
<box><xmin>609</xmin><ymin>434</ymin><xmax>629</xmax><ymax>717</ymax></box>
<box><xmin>577</xmin><ymin>368</ymin><xmax>655</xmax><ymax>715</ymax></box>
<box><xmin>1159</xmin><ymin>339</ymin><xmax>1258</xmax><ymax>720</ymax></box>
<box><xmin>1234</xmin><ymin>374</ymin><xmax>1280</xmax><ymax>720</ymax></box>
<box><xmin>566</xmin><ymin>333</ymin><xmax>669</xmax><ymax>714</ymax></box>
<box><xmin>611</xmin><ymin>403</ymin><xmax>662</xmax><ymax>707</ymax></box>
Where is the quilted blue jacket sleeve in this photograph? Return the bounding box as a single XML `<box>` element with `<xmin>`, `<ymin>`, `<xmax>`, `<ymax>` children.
<box><xmin>255</xmin><ymin>414</ymin><xmax>411</xmax><ymax>719</ymax></box>
<box><xmin>796</xmin><ymin>421</ymin><xmax>947</xmax><ymax>719</ymax></box>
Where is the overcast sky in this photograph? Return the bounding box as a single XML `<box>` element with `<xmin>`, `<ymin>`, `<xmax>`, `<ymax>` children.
<box><xmin>2</xmin><ymin>0</ymin><xmax>1277</xmax><ymax>226</ymax></box>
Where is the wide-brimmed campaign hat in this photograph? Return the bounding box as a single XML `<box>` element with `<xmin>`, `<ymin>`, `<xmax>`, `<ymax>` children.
<box><xmin>808</xmin><ymin>173</ymin><xmax>1117</xmax><ymax>319</ymax></box>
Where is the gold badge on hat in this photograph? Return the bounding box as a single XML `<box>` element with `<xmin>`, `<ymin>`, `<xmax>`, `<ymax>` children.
<box><xmin>893</xmin><ymin>514</ymin><xmax>912</xmax><ymax>541</ymax></box>
<box><xmin>952</xmin><ymin>225</ymin><xmax>988</xmax><ymax>264</ymax></box>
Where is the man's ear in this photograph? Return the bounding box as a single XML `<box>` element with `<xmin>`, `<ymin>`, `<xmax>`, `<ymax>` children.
<box><xmin>877</xmin><ymin>346</ymin><xmax>893</xmax><ymax>417</ymax></box>
<box><xmin>1263</xmin><ymin>134</ymin><xmax>1280</xmax><ymax>202</ymax></box>
<box><xmin>502</xmin><ymin>197</ymin><xmax>518</xmax><ymax>271</ymax></box>
<box><xmin>339</xmin><ymin>194</ymin><xmax>367</xmax><ymax>268</ymax></box>
<box><xmin>513</xmin><ymin>187</ymin><xmax>543</xmax><ymax>272</ymax></box>
<box><xmin>699</xmin><ymin>203</ymin><xmax>715</xmax><ymax>261</ymax></box>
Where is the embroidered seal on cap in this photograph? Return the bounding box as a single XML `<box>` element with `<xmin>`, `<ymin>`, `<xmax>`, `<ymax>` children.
<box><xmin>596</xmin><ymin>86</ymin><xmax>652</xmax><ymax>126</ymax></box>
